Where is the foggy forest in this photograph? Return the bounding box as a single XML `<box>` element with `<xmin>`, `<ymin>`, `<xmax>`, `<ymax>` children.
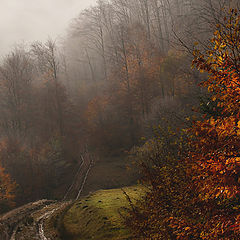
<box><xmin>0</xmin><ymin>0</ymin><xmax>240</xmax><ymax>239</ymax></box>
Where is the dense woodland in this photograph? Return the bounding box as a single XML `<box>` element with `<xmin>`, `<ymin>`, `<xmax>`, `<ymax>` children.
<box><xmin>0</xmin><ymin>0</ymin><xmax>240</xmax><ymax>239</ymax></box>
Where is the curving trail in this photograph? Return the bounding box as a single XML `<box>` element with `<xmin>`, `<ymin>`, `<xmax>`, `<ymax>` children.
<box><xmin>62</xmin><ymin>155</ymin><xmax>85</xmax><ymax>201</ymax></box>
<box><xmin>63</xmin><ymin>152</ymin><xmax>94</xmax><ymax>201</ymax></box>
<box><xmin>0</xmin><ymin>200</ymin><xmax>54</xmax><ymax>240</ymax></box>
<box><xmin>0</xmin><ymin>151</ymin><xmax>95</xmax><ymax>240</ymax></box>
<box><xmin>36</xmin><ymin>202</ymin><xmax>70</xmax><ymax>240</ymax></box>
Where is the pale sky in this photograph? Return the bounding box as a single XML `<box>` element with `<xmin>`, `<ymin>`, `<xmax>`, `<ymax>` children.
<box><xmin>0</xmin><ymin>0</ymin><xmax>96</xmax><ymax>55</ymax></box>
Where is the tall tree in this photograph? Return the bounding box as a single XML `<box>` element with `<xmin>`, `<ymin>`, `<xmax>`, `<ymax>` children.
<box><xmin>0</xmin><ymin>47</ymin><xmax>34</xmax><ymax>139</ymax></box>
<box><xmin>32</xmin><ymin>39</ymin><xmax>65</xmax><ymax>136</ymax></box>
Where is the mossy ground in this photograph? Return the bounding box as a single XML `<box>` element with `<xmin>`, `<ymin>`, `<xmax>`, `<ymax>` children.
<box><xmin>62</xmin><ymin>185</ymin><xmax>144</xmax><ymax>240</ymax></box>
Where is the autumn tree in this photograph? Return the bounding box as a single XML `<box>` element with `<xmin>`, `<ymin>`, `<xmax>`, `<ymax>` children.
<box><xmin>169</xmin><ymin>8</ymin><xmax>240</xmax><ymax>239</ymax></box>
<box><xmin>125</xmin><ymin>6</ymin><xmax>240</xmax><ymax>240</ymax></box>
<box><xmin>0</xmin><ymin>163</ymin><xmax>16</xmax><ymax>213</ymax></box>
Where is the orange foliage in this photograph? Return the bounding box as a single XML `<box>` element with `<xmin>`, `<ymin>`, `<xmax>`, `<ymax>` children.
<box><xmin>126</xmin><ymin>8</ymin><xmax>240</xmax><ymax>240</ymax></box>
<box><xmin>0</xmin><ymin>164</ymin><xmax>16</xmax><ymax>212</ymax></box>
<box><xmin>175</xmin><ymin>8</ymin><xmax>240</xmax><ymax>239</ymax></box>
<box><xmin>190</xmin><ymin>8</ymin><xmax>240</xmax><ymax>200</ymax></box>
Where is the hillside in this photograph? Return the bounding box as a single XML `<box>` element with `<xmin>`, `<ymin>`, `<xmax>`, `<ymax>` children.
<box><xmin>61</xmin><ymin>185</ymin><xmax>144</xmax><ymax>240</ymax></box>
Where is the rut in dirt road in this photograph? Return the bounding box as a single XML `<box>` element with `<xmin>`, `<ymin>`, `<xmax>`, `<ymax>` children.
<box><xmin>0</xmin><ymin>152</ymin><xmax>95</xmax><ymax>240</ymax></box>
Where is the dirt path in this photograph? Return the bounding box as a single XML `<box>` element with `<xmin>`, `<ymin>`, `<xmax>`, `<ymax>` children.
<box><xmin>0</xmin><ymin>201</ymin><xmax>71</xmax><ymax>240</ymax></box>
<box><xmin>0</xmin><ymin>152</ymin><xmax>95</xmax><ymax>240</ymax></box>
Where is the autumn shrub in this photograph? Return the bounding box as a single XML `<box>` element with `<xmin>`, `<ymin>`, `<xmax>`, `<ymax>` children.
<box><xmin>124</xmin><ymin>127</ymin><xmax>200</xmax><ymax>239</ymax></box>
<box><xmin>0</xmin><ymin>139</ymin><xmax>45</xmax><ymax>203</ymax></box>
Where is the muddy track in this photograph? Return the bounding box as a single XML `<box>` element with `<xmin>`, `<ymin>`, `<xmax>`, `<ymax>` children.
<box><xmin>0</xmin><ymin>201</ymin><xmax>71</xmax><ymax>240</ymax></box>
<box><xmin>0</xmin><ymin>200</ymin><xmax>54</xmax><ymax>240</ymax></box>
<box><xmin>35</xmin><ymin>202</ymin><xmax>70</xmax><ymax>240</ymax></box>
<box><xmin>63</xmin><ymin>152</ymin><xmax>94</xmax><ymax>201</ymax></box>
<box><xmin>0</xmin><ymin>152</ymin><xmax>95</xmax><ymax>240</ymax></box>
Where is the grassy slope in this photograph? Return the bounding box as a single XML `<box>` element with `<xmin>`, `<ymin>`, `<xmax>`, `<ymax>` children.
<box><xmin>62</xmin><ymin>185</ymin><xmax>143</xmax><ymax>240</ymax></box>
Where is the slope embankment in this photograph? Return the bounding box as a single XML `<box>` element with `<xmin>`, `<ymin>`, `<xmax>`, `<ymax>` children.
<box><xmin>61</xmin><ymin>185</ymin><xmax>143</xmax><ymax>240</ymax></box>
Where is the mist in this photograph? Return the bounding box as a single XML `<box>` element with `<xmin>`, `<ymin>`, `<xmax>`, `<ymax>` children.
<box><xmin>0</xmin><ymin>0</ymin><xmax>96</xmax><ymax>55</ymax></box>
<box><xmin>0</xmin><ymin>0</ymin><xmax>239</xmax><ymax>239</ymax></box>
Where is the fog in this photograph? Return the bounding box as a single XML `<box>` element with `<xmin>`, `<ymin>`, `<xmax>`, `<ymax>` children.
<box><xmin>0</xmin><ymin>0</ymin><xmax>239</xmax><ymax>239</ymax></box>
<box><xmin>0</xmin><ymin>0</ymin><xmax>96</xmax><ymax>55</ymax></box>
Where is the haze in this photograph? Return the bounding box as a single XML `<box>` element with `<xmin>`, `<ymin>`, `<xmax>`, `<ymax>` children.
<box><xmin>0</xmin><ymin>0</ymin><xmax>96</xmax><ymax>56</ymax></box>
<box><xmin>0</xmin><ymin>1</ymin><xmax>239</xmax><ymax>239</ymax></box>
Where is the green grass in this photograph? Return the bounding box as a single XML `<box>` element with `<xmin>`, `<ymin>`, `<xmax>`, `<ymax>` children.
<box><xmin>62</xmin><ymin>185</ymin><xmax>144</xmax><ymax>240</ymax></box>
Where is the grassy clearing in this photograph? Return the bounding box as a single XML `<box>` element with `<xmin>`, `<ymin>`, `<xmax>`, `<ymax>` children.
<box><xmin>62</xmin><ymin>185</ymin><xmax>144</xmax><ymax>240</ymax></box>
<box><xmin>81</xmin><ymin>156</ymin><xmax>139</xmax><ymax>195</ymax></box>
<box><xmin>57</xmin><ymin>155</ymin><xmax>139</xmax><ymax>201</ymax></box>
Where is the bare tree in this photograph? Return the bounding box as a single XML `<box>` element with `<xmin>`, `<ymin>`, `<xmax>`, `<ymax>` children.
<box><xmin>0</xmin><ymin>47</ymin><xmax>34</xmax><ymax>139</ymax></box>
<box><xmin>31</xmin><ymin>39</ymin><xmax>64</xmax><ymax>136</ymax></box>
